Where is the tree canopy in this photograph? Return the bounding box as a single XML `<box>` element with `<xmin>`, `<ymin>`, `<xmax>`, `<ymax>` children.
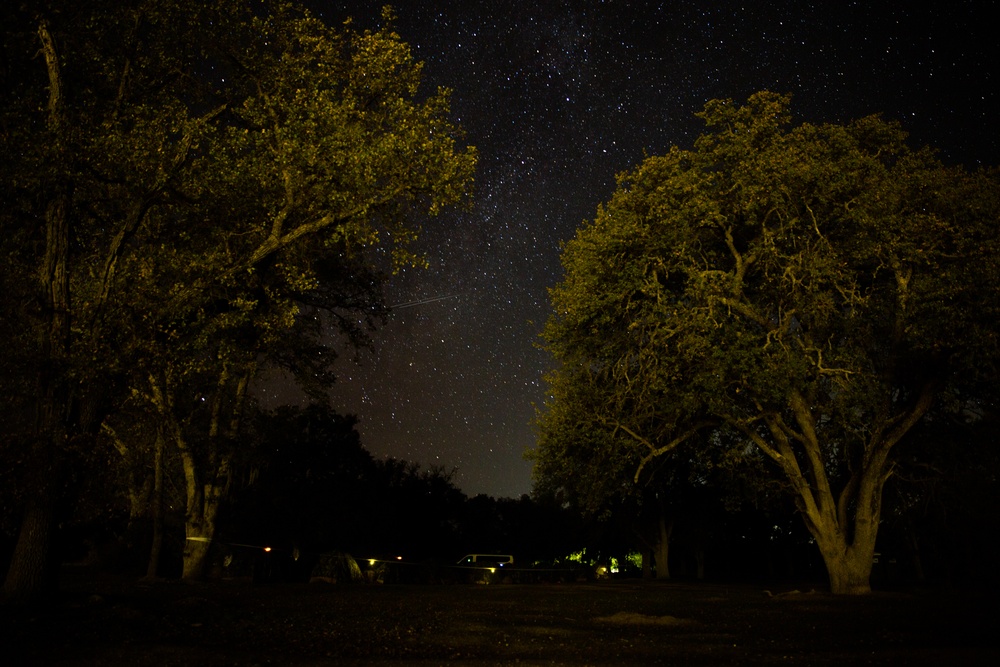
<box><xmin>0</xmin><ymin>0</ymin><xmax>476</xmax><ymax>598</ymax></box>
<box><xmin>534</xmin><ymin>91</ymin><xmax>1000</xmax><ymax>594</ymax></box>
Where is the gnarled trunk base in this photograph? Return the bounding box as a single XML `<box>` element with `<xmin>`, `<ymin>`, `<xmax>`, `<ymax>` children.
<box><xmin>815</xmin><ymin>533</ymin><xmax>876</xmax><ymax>595</ymax></box>
<box><xmin>824</xmin><ymin>553</ymin><xmax>874</xmax><ymax>595</ymax></box>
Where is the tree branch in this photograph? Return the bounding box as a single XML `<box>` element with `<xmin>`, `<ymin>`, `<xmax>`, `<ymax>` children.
<box><xmin>90</xmin><ymin>104</ymin><xmax>228</xmax><ymax>331</ymax></box>
<box><xmin>877</xmin><ymin>380</ymin><xmax>936</xmax><ymax>456</ymax></box>
<box><xmin>788</xmin><ymin>390</ymin><xmax>835</xmax><ymax>515</ymax></box>
<box><xmin>37</xmin><ymin>20</ymin><xmax>63</xmax><ymax>130</ymax></box>
<box><xmin>621</xmin><ymin>422</ymin><xmax>710</xmax><ymax>484</ymax></box>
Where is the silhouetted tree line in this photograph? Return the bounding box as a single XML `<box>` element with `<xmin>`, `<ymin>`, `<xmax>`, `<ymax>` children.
<box><xmin>2</xmin><ymin>397</ymin><xmax>996</xmax><ymax>587</ymax></box>
<box><xmin>0</xmin><ymin>403</ymin><xmax>582</xmax><ymax>581</ymax></box>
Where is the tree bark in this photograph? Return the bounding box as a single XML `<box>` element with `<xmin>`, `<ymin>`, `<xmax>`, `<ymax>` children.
<box><xmin>817</xmin><ymin>540</ymin><xmax>877</xmax><ymax>596</ymax></box>
<box><xmin>180</xmin><ymin>462</ymin><xmax>227</xmax><ymax>581</ymax></box>
<box><xmin>641</xmin><ymin>551</ymin><xmax>652</xmax><ymax>579</ymax></box>
<box><xmin>789</xmin><ymin>453</ymin><xmax>881</xmax><ymax>595</ymax></box>
<box><xmin>3</xmin><ymin>18</ymin><xmax>71</xmax><ymax>604</ymax></box>
<box><xmin>146</xmin><ymin>429</ymin><xmax>165</xmax><ymax>579</ymax></box>
<box><xmin>787</xmin><ymin>472</ymin><xmax>881</xmax><ymax>595</ymax></box>
<box><xmin>4</xmin><ymin>361</ymin><xmax>68</xmax><ymax>601</ymax></box>
<box><xmin>738</xmin><ymin>383</ymin><xmax>935</xmax><ymax>595</ymax></box>
<box><xmin>653</xmin><ymin>514</ymin><xmax>673</xmax><ymax>580</ymax></box>
<box><xmin>181</xmin><ymin>504</ymin><xmax>217</xmax><ymax>581</ymax></box>
<box><xmin>2</xmin><ymin>492</ymin><xmax>59</xmax><ymax>604</ymax></box>
<box><xmin>150</xmin><ymin>361</ymin><xmax>249</xmax><ymax>581</ymax></box>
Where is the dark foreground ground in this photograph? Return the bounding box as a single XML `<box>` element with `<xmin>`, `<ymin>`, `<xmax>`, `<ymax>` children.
<box><xmin>2</xmin><ymin>569</ymin><xmax>997</xmax><ymax>666</ymax></box>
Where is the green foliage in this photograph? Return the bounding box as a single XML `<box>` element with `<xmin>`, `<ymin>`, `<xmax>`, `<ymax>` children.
<box><xmin>0</xmin><ymin>0</ymin><xmax>476</xmax><ymax>586</ymax></box>
<box><xmin>2</xmin><ymin>0</ymin><xmax>475</xmax><ymax>418</ymax></box>
<box><xmin>2</xmin><ymin>0</ymin><xmax>476</xmax><ymax>397</ymax></box>
<box><xmin>533</xmin><ymin>92</ymin><xmax>1000</xmax><ymax>591</ymax></box>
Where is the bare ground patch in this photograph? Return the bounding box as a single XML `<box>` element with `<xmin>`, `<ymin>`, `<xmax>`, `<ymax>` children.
<box><xmin>594</xmin><ymin>611</ymin><xmax>695</xmax><ymax>626</ymax></box>
<box><xmin>2</xmin><ymin>571</ymin><xmax>998</xmax><ymax>666</ymax></box>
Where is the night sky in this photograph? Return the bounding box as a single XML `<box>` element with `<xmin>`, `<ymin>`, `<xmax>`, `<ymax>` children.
<box><xmin>261</xmin><ymin>0</ymin><xmax>999</xmax><ymax>499</ymax></box>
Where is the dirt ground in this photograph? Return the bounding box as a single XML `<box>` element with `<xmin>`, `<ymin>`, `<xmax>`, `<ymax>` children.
<box><xmin>2</xmin><ymin>569</ymin><xmax>997</xmax><ymax>666</ymax></box>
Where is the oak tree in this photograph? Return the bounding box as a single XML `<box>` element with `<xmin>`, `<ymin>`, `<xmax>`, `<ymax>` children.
<box><xmin>1</xmin><ymin>0</ymin><xmax>475</xmax><ymax>596</ymax></box>
<box><xmin>535</xmin><ymin>92</ymin><xmax>1000</xmax><ymax>594</ymax></box>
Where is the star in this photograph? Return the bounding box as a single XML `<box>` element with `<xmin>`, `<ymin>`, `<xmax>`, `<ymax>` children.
<box><xmin>289</xmin><ymin>0</ymin><xmax>999</xmax><ymax>498</ymax></box>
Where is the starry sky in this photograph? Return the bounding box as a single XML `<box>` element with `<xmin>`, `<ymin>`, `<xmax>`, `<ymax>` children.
<box><xmin>265</xmin><ymin>0</ymin><xmax>999</xmax><ymax>499</ymax></box>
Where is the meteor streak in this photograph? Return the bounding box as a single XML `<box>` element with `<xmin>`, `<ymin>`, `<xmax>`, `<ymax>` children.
<box><xmin>391</xmin><ymin>292</ymin><xmax>465</xmax><ymax>310</ymax></box>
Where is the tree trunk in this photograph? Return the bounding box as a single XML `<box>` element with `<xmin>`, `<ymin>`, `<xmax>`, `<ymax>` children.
<box><xmin>2</xmin><ymin>491</ymin><xmax>58</xmax><ymax>604</ymax></box>
<box><xmin>747</xmin><ymin>387</ymin><xmax>934</xmax><ymax>595</ymax></box>
<box><xmin>653</xmin><ymin>514</ymin><xmax>673</xmax><ymax>580</ymax></box>
<box><xmin>4</xmin><ymin>364</ymin><xmax>66</xmax><ymax>601</ymax></box>
<box><xmin>818</xmin><ymin>541</ymin><xmax>876</xmax><ymax>595</ymax></box>
<box><xmin>806</xmin><ymin>485</ymin><xmax>880</xmax><ymax>595</ymax></box>
<box><xmin>641</xmin><ymin>551</ymin><xmax>652</xmax><ymax>579</ymax></box>
<box><xmin>149</xmin><ymin>360</ymin><xmax>250</xmax><ymax>581</ymax></box>
<box><xmin>904</xmin><ymin>521</ymin><xmax>926</xmax><ymax>583</ymax></box>
<box><xmin>181</xmin><ymin>478</ymin><xmax>226</xmax><ymax>580</ymax></box>
<box><xmin>178</xmin><ymin>450</ymin><xmax>209</xmax><ymax>581</ymax></box>
<box><xmin>182</xmin><ymin>519</ymin><xmax>214</xmax><ymax>580</ymax></box>
<box><xmin>145</xmin><ymin>429</ymin><xmax>165</xmax><ymax>579</ymax></box>
<box><xmin>798</xmin><ymin>504</ymin><xmax>879</xmax><ymax>595</ymax></box>
<box><xmin>4</xmin><ymin>19</ymin><xmax>71</xmax><ymax>604</ymax></box>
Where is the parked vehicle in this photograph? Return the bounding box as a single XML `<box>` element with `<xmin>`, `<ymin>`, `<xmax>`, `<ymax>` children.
<box><xmin>456</xmin><ymin>554</ymin><xmax>514</xmax><ymax>566</ymax></box>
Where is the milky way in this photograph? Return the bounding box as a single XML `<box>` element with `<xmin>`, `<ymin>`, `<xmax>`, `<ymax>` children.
<box><xmin>261</xmin><ymin>0</ymin><xmax>999</xmax><ymax>498</ymax></box>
